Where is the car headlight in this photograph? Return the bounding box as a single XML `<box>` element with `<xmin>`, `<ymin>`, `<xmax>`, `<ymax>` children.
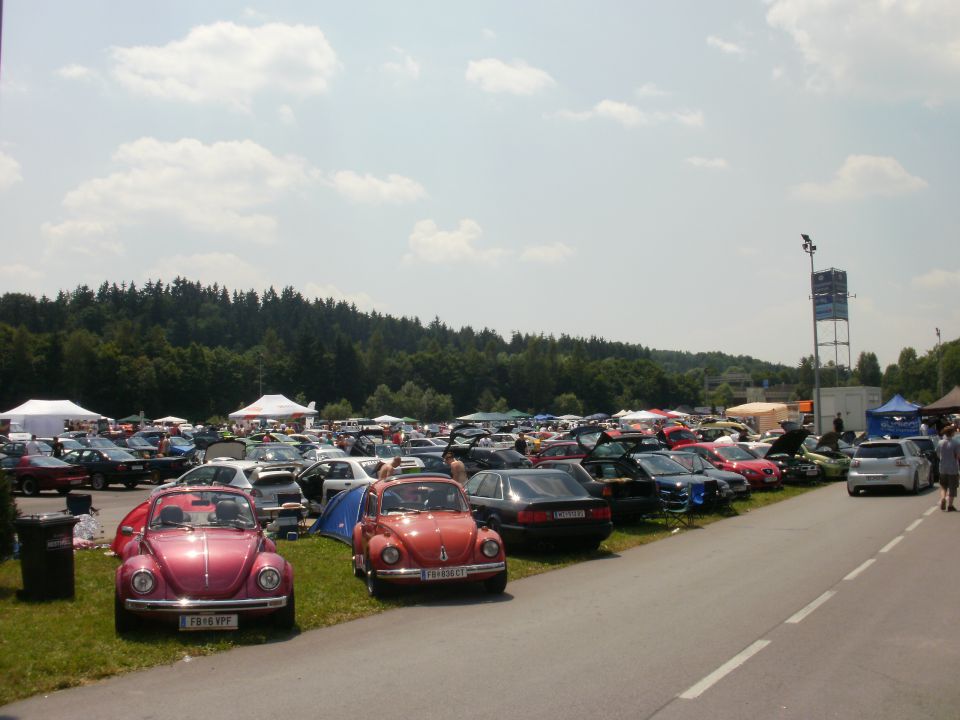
<box><xmin>131</xmin><ymin>569</ymin><xmax>155</xmax><ymax>595</ymax></box>
<box><xmin>481</xmin><ymin>539</ymin><xmax>500</xmax><ymax>558</ymax></box>
<box><xmin>257</xmin><ymin>566</ymin><xmax>282</xmax><ymax>591</ymax></box>
<box><xmin>381</xmin><ymin>546</ymin><xmax>400</xmax><ymax>565</ymax></box>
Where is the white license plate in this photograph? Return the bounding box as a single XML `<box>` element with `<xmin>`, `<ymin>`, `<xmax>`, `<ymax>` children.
<box><xmin>71</xmin><ymin>479</ymin><xmax>83</xmax><ymax>485</ymax></box>
<box><xmin>179</xmin><ymin>614</ymin><xmax>238</xmax><ymax>631</ymax></box>
<box><xmin>806</xmin><ymin>468</ymin><xmax>819</xmax><ymax>476</ymax></box>
<box><xmin>421</xmin><ymin>567</ymin><xmax>468</xmax><ymax>581</ymax></box>
<box><xmin>867</xmin><ymin>475</ymin><xmax>887</xmax><ymax>481</ymax></box>
<box><xmin>131</xmin><ymin>465</ymin><xmax>143</xmax><ymax>471</ymax></box>
<box><xmin>554</xmin><ymin>509</ymin><xmax>586</xmax><ymax>519</ymax></box>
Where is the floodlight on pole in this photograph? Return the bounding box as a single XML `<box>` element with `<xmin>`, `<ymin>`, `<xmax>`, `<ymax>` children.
<box><xmin>802</xmin><ymin>234</ymin><xmax>822</xmax><ymax>435</ymax></box>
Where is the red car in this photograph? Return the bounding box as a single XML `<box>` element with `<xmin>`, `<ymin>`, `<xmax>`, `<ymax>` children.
<box><xmin>657</xmin><ymin>426</ymin><xmax>699</xmax><ymax>449</ymax></box>
<box><xmin>683</xmin><ymin>442</ymin><xmax>783</xmax><ymax>490</ymax></box>
<box><xmin>114</xmin><ymin>486</ymin><xmax>295</xmax><ymax>633</ymax></box>
<box><xmin>531</xmin><ymin>441</ymin><xmax>586</xmax><ymax>465</ymax></box>
<box><xmin>352</xmin><ymin>474</ymin><xmax>508</xmax><ymax>597</ymax></box>
<box><xmin>3</xmin><ymin>455</ymin><xmax>88</xmax><ymax>496</ymax></box>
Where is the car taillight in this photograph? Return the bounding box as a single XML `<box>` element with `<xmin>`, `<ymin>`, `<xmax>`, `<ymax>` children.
<box><xmin>851</xmin><ymin>459</ymin><xmax>860</xmax><ymax>467</ymax></box>
<box><xmin>895</xmin><ymin>458</ymin><xmax>909</xmax><ymax>467</ymax></box>
<box><xmin>589</xmin><ymin>506</ymin><xmax>611</xmax><ymax>520</ymax></box>
<box><xmin>602</xmin><ymin>486</ymin><xmax>613</xmax><ymax>497</ymax></box>
<box><xmin>117</xmin><ymin>464</ymin><xmax>127</xmax><ymax>471</ymax></box>
<box><xmin>516</xmin><ymin>510</ymin><xmax>550</xmax><ymax>523</ymax></box>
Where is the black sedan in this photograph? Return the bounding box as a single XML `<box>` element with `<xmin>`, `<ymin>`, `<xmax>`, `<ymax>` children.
<box><xmin>61</xmin><ymin>448</ymin><xmax>152</xmax><ymax>490</ymax></box>
<box><xmin>536</xmin><ymin>459</ymin><xmax>662</xmax><ymax>521</ymax></box>
<box><xmin>464</xmin><ymin>468</ymin><xmax>612</xmax><ymax>550</ymax></box>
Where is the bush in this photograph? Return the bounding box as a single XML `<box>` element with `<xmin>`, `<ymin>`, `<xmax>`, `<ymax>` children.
<box><xmin>0</xmin><ymin>470</ymin><xmax>17</xmax><ymax>559</ymax></box>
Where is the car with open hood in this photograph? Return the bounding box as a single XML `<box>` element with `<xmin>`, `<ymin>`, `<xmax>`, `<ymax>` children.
<box><xmin>114</xmin><ymin>485</ymin><xmax>294</xmax><ymax>633</ymax></box>
<box><xmin>747</xmin><ymin>429</ymin><xmax>820</xmax><ymax>483</ymax></box>
<box><xmin>351</xmin><ymin>474</ymin><xmax>507</xmax><ymax>597</ymax></box>
<box><xmin>798</xmin><ymin>436</ymin><xmax>852</xmax><ymax>480</ymax></box>
<box><xmin>442</xmin><ymin>424</ymin><xmax>533</xmax><ymax>477</ymax></box>
<box><xmin>683</xmin><ymin>442</ymin><xmax>783</xmax><ymax>490</ymax></box>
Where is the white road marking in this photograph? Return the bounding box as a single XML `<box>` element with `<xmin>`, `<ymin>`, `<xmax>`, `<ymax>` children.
<box><xmin>905</xmin><ymin>519</ymin><xmax>923</xmax><ymax>532</ymax></box>
<box><xmin>785</xmin><ymin>590</ymin><xmax>836</xmax><ymax>624</ymax></box>
<box><xmin>843</xmin><ymin>558</ymin><xmax>875</xmax><ymax>581</ymax></box>
<box><xmin>679</xmin><ymin>640</ymin><xmax>771</xmax><ymax>700</ymax></box>
<box><xmin>924</xmin><ymin>506</ymin><xmax>938</xmax><ymax>517</ymax></box>
<box><xmin>879</xmin><ymin>535</ymin><xmax>904</xmax><ymax>553</ymax></box>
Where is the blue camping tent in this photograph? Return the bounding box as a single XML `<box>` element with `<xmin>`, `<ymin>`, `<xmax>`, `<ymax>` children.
<box><xmin>308</xmin><ymin>485</ymin><xmax>365</xmax><ymax>545</ymax></box>
<box><xmin>865</xmin><ymin>394</ymin><xmax>922</xmax><ymax>438</ymax></box>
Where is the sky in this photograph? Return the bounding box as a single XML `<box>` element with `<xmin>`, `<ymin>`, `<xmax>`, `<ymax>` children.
<box><xmin>0</xmin><ymin>1</ymin><xmax>958</xmax><ymax>370</ymax></box>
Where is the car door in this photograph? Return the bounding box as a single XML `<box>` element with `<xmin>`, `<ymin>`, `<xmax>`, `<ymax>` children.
<box><xmin>357</xmin><ymin>487</ymin><xmax>380</xmax><ymax>558</ymax></box>
<box><xmin>465</xmin><ymin>472</ymin><xmax>503</xmax><ymax>525</ymax></box>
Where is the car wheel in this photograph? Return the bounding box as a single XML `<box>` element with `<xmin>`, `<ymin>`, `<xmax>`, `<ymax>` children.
<box><xmin>847</xmin><ymin>485</ymin><xmax>859</xmax><ymax>496</ymax></box>
<box><xmin>91</xmin><ymin>473</ymin><xmax>107</xmax><ymax>491</ymax></box>
<box><xmin>123</xmin><ymin>480</ymin><xmax>138</xmax><ymax>490</ymax></box>
<box><xmin>272</xmin><ymin>588</ymin><xmax>296</xmax><ymax>630</ymax></box>
<box><xmin>365</xmin><ymin>557</ymin><xmax>386</xmax><ymax>598</ymax></box>
<box><xmin>483</xmin><ymin>569</ymin><xmax>508</xmax><ymax>594</ymax></box>
<box><xmin>911</xmin><ymin>473</ymin><xmax>919</xmax><ymax>495</ymax></box>
<box><xmin>19</xmin><ymin>476</ymin><xmax>39</xmax><ymax>497</ymax></box>
<box><xmin>114</xmin><ymin>593</ymin><xmax>140</xmax><ymax>634</ymax></box>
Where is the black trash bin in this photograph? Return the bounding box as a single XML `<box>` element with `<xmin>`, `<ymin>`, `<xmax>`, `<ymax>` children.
<box><xmin>15</xmin><ymin>512</ymin><xmax>79</xmax><ymax>601</ymax></box>
<box><xmin>66</xmin><ymin>493</ymin><xmax>93</xmax><ymax>516</ymax></box>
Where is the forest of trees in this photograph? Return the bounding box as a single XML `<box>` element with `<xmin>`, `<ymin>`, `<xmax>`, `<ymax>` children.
<box><xmin>0</xmin><ymin>279</ymin><xmax>953</xmax><ymax>424</ymax></box>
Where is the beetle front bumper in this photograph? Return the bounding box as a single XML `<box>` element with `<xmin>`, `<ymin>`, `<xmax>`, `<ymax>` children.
<box><xmin>125</xmin><ymin>596</ymin><xmax>288</xmax><ymax>612</ymax></box>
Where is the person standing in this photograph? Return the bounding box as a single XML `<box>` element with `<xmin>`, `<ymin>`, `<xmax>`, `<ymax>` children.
<box><xmin>157</xmin><ymin>434</ymin><xmax>170</xmax><ymax>457</ymax></box>
<box><xmin>514</xmin><ymin>432</ymin><xmax>528</xmax><ymax>455</ymax></box>
<box><xmin>833</xmin><ymin>412</ymin><xmax>844</xmax><ymax>434</ymax></box>
<box><xmin>444</xmin><ymin>451</ymin><xmax>467</xmax><ymax>486</ymax></box>
<box><xmin>936</xmin><ymin>425</ymin><xmax>959</xmax><ymax>511</ymax></box>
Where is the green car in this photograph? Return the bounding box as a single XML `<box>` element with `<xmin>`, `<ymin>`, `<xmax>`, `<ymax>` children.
<box><xmin>800</xmin><ymin>437</ymin><xmax>850</xmax><ymax>480</ymax></box>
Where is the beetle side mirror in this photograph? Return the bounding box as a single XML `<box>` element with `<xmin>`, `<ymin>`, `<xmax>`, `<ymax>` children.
<box><xmin>121</xmin><ymin>525</ymin><xmax>133</xmax><ymax>536</ymax></box>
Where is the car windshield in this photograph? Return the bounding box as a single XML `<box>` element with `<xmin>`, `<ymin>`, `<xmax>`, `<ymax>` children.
<box><xmin>127</xmin><ymin>437</ymin><xmax>153</xmax><ymax>448</ymax></box>
<box><xmin>547</xmin><ymin>463</ymin><xmax>593</xmax><ymax>484</ymax></box>
<box><xmin>169</xmin><ymin>437</ymin><xmax>192</xmax><ymax>447</ymax></box>
<box><xmin>375</xmin><ymin>444</ymin><xmax>402</xmax><ymax>458</ymax></box>
<box><xmin>507</xmin><ymin>472</ymin><xmax>589</xmax><ymax>500</ymax></box>
<box><xmin>89</xmin><ymin>438</ymin><xmax>116</xmax><ymax>448</ymax></box>
<box><xmin>29</xmin><ymin>456</ymin><xmax>69</xmax><ymax>467</ymax></box>
<box><xmin>103</xmin><ymin>448</ymin><xmax>137</xmax><ymax>461</ymax></box>
<box><xmin>746</xmin><ymin>445</ymin><xmax>769</xmax><ymax>457</ymax></box>
<box><xmin>380</xmin><ymin>482</ymin><xmax>467</xmax><ymax>513</ymax></box>
<box><xmin>714</xmin><ymin>446</ymin><xmax>756</xmax><ymax>461</ymax></box>
<box><xmin>148</xmin><ymin>490</ymin><xmax>258</xmax><ymax>530</ymax></box>
<box><xmin>856</xmin><ymin>444</ymin><xmax>905</xmax><ymax>459</ymax></box>
<box><xmin>666</xmin><ymin>454</ymin><xmax>696</xmax><ymax>471</ymax></box>
<box><xmin>637</xmin><ymin>454</ymin><xmax>689</xmax><ymax>476</ymax></box>
<box><xmin>485</xmin><ymin>449</ymin><xmax>532</xmax><ymax>468</ymax></box>
<box><xmin>246</xmin><ymin>445</ymin><xmax>301</xmax><ymax>461</ymax></box>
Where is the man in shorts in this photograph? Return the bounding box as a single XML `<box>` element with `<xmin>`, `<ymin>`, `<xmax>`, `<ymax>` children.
<box><xmin>936</xmin><ymin>425</ymin><xmax>959</xmax><ymax>511</ymax></box>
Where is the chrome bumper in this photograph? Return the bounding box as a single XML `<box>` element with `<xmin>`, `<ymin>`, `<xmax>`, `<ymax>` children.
<box><xmin>125</xmin><ymin>596</ymin><xmax>288</xmax><ymax>612</ymax></box>
<box><xmin>377</xmin><ymin>561</ymin><xmax>505</xmax><ymax>578</ymax></box>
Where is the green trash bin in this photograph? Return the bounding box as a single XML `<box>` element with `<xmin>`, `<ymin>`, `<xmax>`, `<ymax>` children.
<box><xmin>15</xmin><ymin>512</ymin><xmax>79</xmax><ymax>600</ymax></box>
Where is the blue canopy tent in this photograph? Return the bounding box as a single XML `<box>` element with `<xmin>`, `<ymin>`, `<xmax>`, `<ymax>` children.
<box><xmin>865</xmin><ymin>394</ymin><xmax>922</xmax><ymax>438</ymax></box>
<box><xmin>308</xmin><ymin>485</ymin><xmax>365</xmax><ymax>545</ymax></box>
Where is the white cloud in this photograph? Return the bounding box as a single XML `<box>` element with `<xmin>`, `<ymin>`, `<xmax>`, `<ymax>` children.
<box><xmin>42</xmin><ymin>137</ymin><xmax>315</xmax><ymax>249</ymax></box>
<box><xmin>912</xmin><ymin>268</ymin><xmax>960</xmax><ymax>289</ymax></box>
<box><xmin>792</xmin><ymin>154</ymin><xmax>927</xmax><ymax>201</ymax></box>
<box><xmin>636</xmin><ymin>82</ymin><xmax>669</xmax><ymax>98</ymax></box>
<box><xmin>0</xmin><ymin>151</ymin><xmax>23</xmax><ymax>191</ymax></box>
<box><xmin>519</xmin><ymin>242</ymin><xmax>575</xmax><ymax>264</ymax></box>
<box><xmin>382</xmin><ymin>47</ymin><xmax>420</xmax><ymax>81</ymax></box>
<box><xmin>707</xmin><ymin>35</ymin><xmax>746</xmax><ymax>56</ymax></box>
<box><xmin>56</xmin><ymin>64</ymin><xmax>95</xmax><ymax>81</ymax></box>
<box><xmin>145</xmin><ymin>252</ymin><xmax>266</xmax><ymax>291</ymax></box>
<box><xmin>303</xmin><ymin>282</ymin><xmax>379</xmax><ymax>312</ymax></box>
<box><xmin>0</xmin><ymin>264</ymin><xmax>42</xmax><ymax>282</ymax></box>
<box><xmin>686</xmin><ymin>156</ymin><xmax>728</xmax><ymax>169</ymax></box>
<box><xmin>772</xmin><ymin>66</ymin><xmax>785</xmax><ymax>81</ymax></box>
<box><xmin>766</xmin><ymin>0</ymin><xmax>960</xmax><ymax>102</ymax></box>
<box><xmin>402</xmin><ymin>219</ymin><xmax>510</xmax><ymax>264</ymax></box>
<box><xmin>465</xmin><ymin>58</ymin><xmax>555</xmax><ymax>95</ymax></box>
<box><xmin>278</xmin><ymin>104</ymin><xmax>297</xmax><ymax>125</ymax></box>
<box><xmin>110</xmin><ymin>22</ymin><xmax>340</xmax><ymax>110</ymax></box>
<box><xmin>482</xmin><ymin>28</ymin><xmax>497</xmax><ymax>41</ymax></box>
<box><xmin>330</xmin><ymin>171</ymin><xmax>427</xmax><ymax>205</ymax></box>
<box><xmin>555</xmin><ymin>100</ymin><xmax>704</xmax><ymax>128</ymax></box>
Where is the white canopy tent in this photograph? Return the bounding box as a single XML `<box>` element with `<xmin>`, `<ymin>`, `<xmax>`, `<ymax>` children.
<box><xmin>373</xmin><ymin>414</ymin><xmax>402</xmax><ymax>424</ymax></box>
<box><xmin>228</xmin><ymin>394</ymin><xmax>318</xmax><ymax>421</ymax></box>
<box><xmin>619</xmin><ymin>410</ymin><xmax>665</xmax><ymax>421</ymax></box>
<box><xmin>0</xmin><ymin>399</ymin><xmax>101</xmax><ymax>438</ymax></box>
<box><xmin>154</xmin><ymin>415</ymin><xmax>187</xmax><ymax>424</ymax></box>
<box><xmin>557</xmin><ymin>414</ymin><xmax>582</xmax><ymax>421</ymax></box>
<box><xmin>612</xmin><ymin>409</ymin><xmax>631</xmax><ymax>418</ymax></box>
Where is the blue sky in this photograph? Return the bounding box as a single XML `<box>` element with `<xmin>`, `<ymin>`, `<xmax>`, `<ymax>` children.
<box><xmin>1</xmin><ymin>1</ymin><xmax>957</xmax><ymax>369</ymax></box>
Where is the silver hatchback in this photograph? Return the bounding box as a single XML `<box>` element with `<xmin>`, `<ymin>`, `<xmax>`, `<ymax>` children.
<box><xmin>847</xmin><ymin>439</ymin><xmax>933</xmax><ymax>496</ymax></box>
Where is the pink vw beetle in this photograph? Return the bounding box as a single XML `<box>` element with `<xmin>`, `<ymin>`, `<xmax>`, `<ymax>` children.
<box><xmin>115</xmin><ymin>486</ymin><xmax>294</xmax><ymax>633</ymax></box>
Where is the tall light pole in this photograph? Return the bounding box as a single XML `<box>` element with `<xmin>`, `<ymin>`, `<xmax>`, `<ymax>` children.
<box><xmin>802</xmin><ymin>234</ymin><xmax>822</xmax><ymax>435</ymax></box>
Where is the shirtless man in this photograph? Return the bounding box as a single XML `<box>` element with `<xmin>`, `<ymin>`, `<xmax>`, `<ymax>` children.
<box><xmin>444</xmin><ymin>451</ymin><xmax>468</xmax><ymax>486</ymax></box>
<box><xmin>377</xmin><ymin>456</ymin><xmax>402</xmax><ymax>481</ymax></box>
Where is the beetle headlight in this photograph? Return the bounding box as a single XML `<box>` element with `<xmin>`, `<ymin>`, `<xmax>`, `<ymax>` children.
<box><xmin>481</xmin><ymin>539</ymin><xmax>500</xmax><ymax>558</ymax></box>
<box><xmin>381</xmin><ymin>546</ymin><xmax>400</xmax><ymax>565</ymax></box>
<box><xmin>131</xmin><ymin>569</ymin><xmax>155</xmax><ymax>595</ymax></box>
<box><xmin>257</xmin><ymin>566</ymin><xmax>282</xmax><ymax>591</ymax></box>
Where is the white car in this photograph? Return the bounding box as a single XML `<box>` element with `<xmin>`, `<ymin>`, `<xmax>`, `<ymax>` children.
<box><xmin>296</xmin><ymin>456</ymin><xmax>424</xmax><ymax>515</ymax></box>
<box><xmin>847</xmin><ymin>439</ymin><xmax>933</xmax><ymax>496</ymax></box>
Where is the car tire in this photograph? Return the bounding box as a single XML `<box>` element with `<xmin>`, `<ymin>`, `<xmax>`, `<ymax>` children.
<box><xmin>272</xmin><ymin>588</ymin><xmax>295</xmax><ymax>630</ymax></box>
<box><xmin>114</xmin><ymin>593</ymin><xmax>140</xmax><ymax>634</ymax></box>
<box><xmin>91</xmin><ymin>473</ymin><xmax>107</xmax><ymax>491</ymax></box>
<box><xmin>365</xmin><ymin>557</ymin><xmax>386</xmax><ymax>598</ymax></box>
<box><xmin>123</xmin><ymin>480</ymin><xmax>138</xmax><ymax>490</ymax></box>
<box><xmin>911</xmin><ymin>473</ymin><xmax>919</xmax><ymax>495</ymax></box>
<box><xmin>847</xmin><ymin>485</ymin><xmax>859</xmax><ymax>496</ymax></box>
<box><xmin>19</xmin><ymin>476</ymin><xmax>39</xmax><ymax>497</ymax></box>
<box><xmin>483</xmin><ymin>569</ymin><xmax>508</xmax><ymax>594</ymax></box>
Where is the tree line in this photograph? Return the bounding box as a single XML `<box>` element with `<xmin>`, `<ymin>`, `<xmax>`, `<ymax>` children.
<box><xmin>0</xmin><ymin>279</ymin><xmax>951</xmax><ymax>423</ymax></box>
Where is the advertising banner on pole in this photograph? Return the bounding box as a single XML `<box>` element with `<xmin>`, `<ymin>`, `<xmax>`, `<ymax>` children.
<box><xmin>812</xmin><ymin>269</ymin><xmax>848</xmax><ymax>320</ymax></box>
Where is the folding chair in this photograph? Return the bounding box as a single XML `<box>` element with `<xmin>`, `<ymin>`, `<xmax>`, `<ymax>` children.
<box><xmin>660</xmin><ymin>485</ymin><xmax>695</xmax><ymax>529</ymax></box>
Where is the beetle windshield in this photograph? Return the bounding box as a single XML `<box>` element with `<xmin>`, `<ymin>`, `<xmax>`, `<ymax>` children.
<box><xmin>380</xmin><ymin>482</ymin><xmax>467</xmax><ymax>513</ymax></box>
<box><xmin>149</xmin><ymin>490</ymin><xmax>258</xmax><ymax>530</ymax></box>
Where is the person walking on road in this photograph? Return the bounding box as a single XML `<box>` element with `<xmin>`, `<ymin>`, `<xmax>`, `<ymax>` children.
<box><xmin>936</xmin><ymin>424</ymin><xmax>959</xmax><ymax>511</ymax></box>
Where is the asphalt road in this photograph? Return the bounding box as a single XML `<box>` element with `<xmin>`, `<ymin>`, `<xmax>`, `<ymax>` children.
<box><xmin>14</xmin><ymin>485</ymin><xmax>154</xmax><ymax>542</ymax></box>
<box><xmin>4</xmin><ymin>482</ymin><xmax>958</xmax><ymax>720</ymax></box>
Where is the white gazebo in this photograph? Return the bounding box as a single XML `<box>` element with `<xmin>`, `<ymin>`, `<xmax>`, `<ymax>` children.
<box><xmin>0</xmin><ymin>399</ymin><xmax>101</xmax><ymax>437</ymax></box>
<box><xmin>228</xmin><ymin>394</ymin><xmax>318</xmax><ymax>421</ymax></box>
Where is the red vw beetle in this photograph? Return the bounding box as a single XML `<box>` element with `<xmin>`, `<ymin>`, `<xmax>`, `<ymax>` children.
<box><xmin>352</xmin><ymin>474</ymin><xmax>508</xmax><ymax>597</ymax></box>
<box><xmin>114</xmin><ymin>486</ymin><xmax>294</xmax><ymax>633</ymax></box>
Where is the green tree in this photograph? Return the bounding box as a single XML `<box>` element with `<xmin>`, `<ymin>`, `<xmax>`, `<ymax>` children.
<box><xmin>321</xmin><ymin>399</ymin><xmax>355</xmax><ymax>422</ymax></box>
<box><xmin>552</xmin><ymin>392</ymin><xmax>583</xmax><ymax>416</ymax></box>
<box><xmin>854</xmin><ymin>351</ymin><xmax>882</xmax><ymax>386</ymax></box>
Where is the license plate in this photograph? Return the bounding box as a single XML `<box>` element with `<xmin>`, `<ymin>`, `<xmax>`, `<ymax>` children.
<box><xmin>554</xmin><ymin>509</ymin><xmax>586</xmax><ymax>519</ymax></box>
<box><xmin>867</xmin><ymin>475</ymin><xmax>887</xmax><ymax>481</ymax></box>
<box><xmin>71</xmin><ymin>479</ymin><xmax>82</xmax><ymax>485</ymax></box>
<box><xmin>421</xmin><ymin>567</ymin><xmax>468</xmax><ymax>581</ymax></box>
<box><xmin>179</xmin><ymin>614</ymin><xmax>238</xmax><ymax>631</ymax></box>
<box><xmin>806</xmin><ymin>468</ymin><xmax>819</xmax><ymax>476</ymax></box>
<box><xmin>131</xmin><ymin>465</ymin><xmax>143</xmax><ymax>471</ymax></box>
